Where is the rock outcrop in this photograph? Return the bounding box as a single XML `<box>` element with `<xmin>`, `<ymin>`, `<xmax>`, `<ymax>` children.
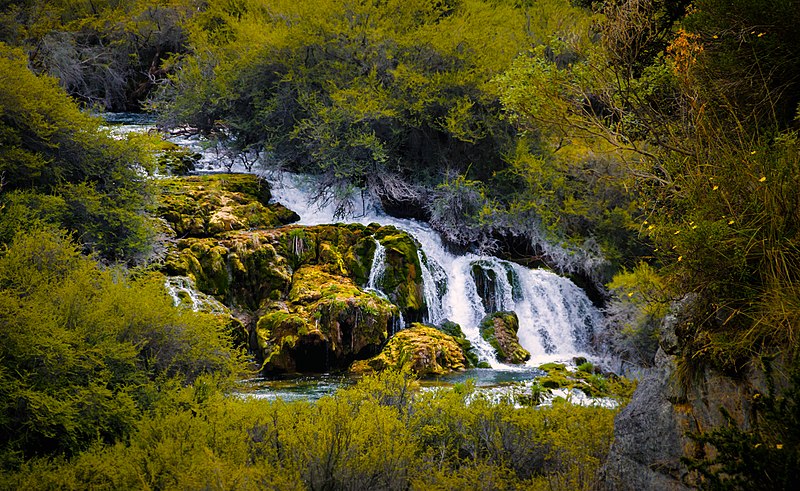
<box><xmin>256</xmin><ymin>266</ymin><xmax>399</xmax><ymax>373</ymax></box>
<box><xmin>479</xmin><ymin>311</ymin><xmax>530</xmax><ymax>364</ymax></box>
<box><xmin>600</xmin><ymin>310</ymin><xmax>774</xmax><ymax>489</ymax></box>
<box><xmin>350</xmin><ymin>324</ymin><xmax>468</xmax><ymax>376</ymax></box>
<box><xmin>157</xmin><ymin>174</ymin><xmax>429</xmax><ymax>373</ymax></box>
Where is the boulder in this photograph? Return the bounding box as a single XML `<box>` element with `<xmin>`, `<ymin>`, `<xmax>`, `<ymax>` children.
<box><xmin>256</xmin><ymin>266</ymin><xmax>399</xmax><ymax>373</ymax></box>
<box><xmin>479</xmin><ymin>311</ymin><xmax>530</xmax><ymax>364</ymax></box>
<box><xmin>373</xmin><ymin>226</ymin><xmax>426</xmax><ymax>322</ymax></box>
<box><xmin>351</xmin><ymin>324</ymin><xmax>467</xmax><ymax>376</ymax></box>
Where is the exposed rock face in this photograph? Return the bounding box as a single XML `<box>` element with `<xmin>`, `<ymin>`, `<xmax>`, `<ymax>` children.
<box><xmin>158</xmin><ymin>176</ymin><xmax>429</xmax><ymax>373</ymax></box>
<box><xmin>351</xmin><ymin>324</ymin><xmax>467</xmax><ymax>376</ymax></box>
<box><xmin>158</xmin><ymin>174</ymin><xmax>299</xmax><ymax>237</ymax></box>
<box><xmin>600</xmin><ymin>313</ymin><xmax>772</xmax><ymax>490</ymax></box>
<box><xmin>479</xmin><ymin>311</ymin><xmax>530</xmax><ymax>364</ymax></box>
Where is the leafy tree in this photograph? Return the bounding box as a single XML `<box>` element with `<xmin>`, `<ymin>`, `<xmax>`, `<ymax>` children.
<box><xmin>0</xmin><ymin>0</ymin><xmax>197</xmax><ymax>110</ymax></box>
<box><xmin>0</xmin><ymin>43</ymin><xmax>155</xmax><ymax>260</ymax></box>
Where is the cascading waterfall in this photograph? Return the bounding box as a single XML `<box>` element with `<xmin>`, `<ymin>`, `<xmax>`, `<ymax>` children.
<box><xmin>418</xmin><ymin>250</ymin><xmax>446</xmax><ymax>325</ymax></box>
<box><xmin>366</xmin><ymin>239</ymin><xmax>386</xmax><ymax>291</ymax></box>
<box><xmin>107</xmin><ymin>119</ymin><xmax>604</xmax><ymax>368</ymax></box>
<box><xmin>265</xmin><ymin>172</ymin><xmax>604</xmax><ymax>367</ymax></box>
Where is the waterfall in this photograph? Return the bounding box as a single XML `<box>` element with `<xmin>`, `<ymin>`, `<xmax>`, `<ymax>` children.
<box><xmin>264</xmin><ymin>173</ymin><xmax>604</xmax><ymax>367</ymax></box>
<box><xmin>418</xmin><ymin>250</ymin><xmax>446</xmax><ymax>325</ymax></box>
<box><xmin>165</xmin><ymin>276</ymin><xmax>227</xmax><ymax>314</ymax></box>
<box><xmin>111</xmin><ymin>117</ymin><xmax>606</xmax><ymax>369</ymax></box>
<box><xmin>366</xmin><ymin>239</ymin><xmax>386</xmax><ymax>291</ymax></box>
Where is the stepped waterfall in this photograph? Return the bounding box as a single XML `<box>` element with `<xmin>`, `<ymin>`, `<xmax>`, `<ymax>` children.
<box><xmin>107</xmin><ymin>116</ymin><xmax>605</xmax><ymax>369</ymax></box>
<box><xmin>266</xmin><ymin>172</ymin><xmax>603</xmax><ymax>367</ymax></box>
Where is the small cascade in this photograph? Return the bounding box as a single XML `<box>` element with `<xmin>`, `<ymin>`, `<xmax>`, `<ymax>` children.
<box><xmin>366</xmin><ymin>239</ymin><xmax>386</xmax><ymax>291</ymax></box>
<box><xmin>165</xmin><ymin>276</ymin><xmax>227</xmax><ymax>314</ymax></box>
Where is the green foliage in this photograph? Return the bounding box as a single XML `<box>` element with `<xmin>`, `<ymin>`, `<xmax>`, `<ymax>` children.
<box><xmin>0</xmin><ymin>369</ymin><xmax>619</xmax><ymax>490</ymax></box>
<box><xmin>0</xmin><ymin>0</ymin><xmax>196</xmax><ymax>110</ymax></box>
<box><xmin>152</xmin><ymin>0</ymin><xmax>597</xmax><ymax>221</ymax></box>
<box><xmin>682</xmin><ymin>0</ymin><xmax>800</xmax><ymax>129</ymax></box>
<box><xmin>0</xmin><ymin>44</ymin><xmax>155</xmax><ymax>261</ymax></box>
<box><xmin>603</xmin><ymin>262</ymin><xmax>667</xmax><ymax>366</ymax></box>
<box><xmin>0</xmin><ymin>230</ymin><xmax>244</xmax><ymax>466</ymax></box>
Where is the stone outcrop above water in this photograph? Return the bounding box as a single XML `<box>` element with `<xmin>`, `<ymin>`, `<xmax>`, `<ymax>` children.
<box><xmin>158</xmin><ymin>175</ymin><xmax>429</xmax><ymax>373</ymax></box>
<box><xmin>479</xmin><ymin>311</ymin><xmax>530</xmax><ymax>364</ymax></box>
<box><xmin>257</xmin><ymin>266</ymin><xmax>399</xmax><ymax>373</ymax></box>
<box><xmin>350</xmin><ymin>324</ymin><xmax>468</xmax><ymax>376</ymax></box>
<box><xmin>158</xmin><ymin>174</ymin><xmax>299</xmax><ymax>237</ymax></box>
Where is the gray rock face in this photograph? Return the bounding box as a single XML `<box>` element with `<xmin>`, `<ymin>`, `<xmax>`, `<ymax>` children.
<box><xmin>600</xmin><ymin>350</ymin><xmax>692</xmax><ymax>490</ymax></box>
<box><xmin>600</xmin><ymin>307</ymin><xmax>776</xmax><ymax>490</ymax></box>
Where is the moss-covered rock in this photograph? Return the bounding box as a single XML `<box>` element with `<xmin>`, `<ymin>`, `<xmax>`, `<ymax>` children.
<box><xmin>479</xmin><ymin>311</ymin><xmax>530</xmax><ymax>364</ymax></box>
<box><xmin>350</xmin><ymin>324</ymin><xmax>467</xmax><ymax>376</ymax></box>
<box><xmin>257</xmin><ymin>266</ymin><xmax>399</xmax><ymax>373</ymax></box>
<box><xmin>436</xmin><ymin>320</ymin><xmax>480</xmax><ymax>368</ymax></box>
<box><xmin>158</xmin><ymin>174</ymin><xmax>299</xmax><ymax>238</ymax></box>
<box><xmin>156</xmin><ymin>180</ymin><xmax>426</xmax><ymax>374</ymax></box>
<box><xmin>374</xmin><ymin>226</ymin><xmax>425</xmax><ymax>321</ymax></box>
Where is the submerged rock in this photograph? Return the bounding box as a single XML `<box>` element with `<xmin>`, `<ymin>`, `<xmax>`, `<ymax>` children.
<box><xmin>479</xmin><ymin>311</ymin><xmax>530</xmax><ymax>364</ymax></box>
<box><xmin>350</xmin><ymin>324</ymin><xmax>467</xmax><ymax>376</ymax></box>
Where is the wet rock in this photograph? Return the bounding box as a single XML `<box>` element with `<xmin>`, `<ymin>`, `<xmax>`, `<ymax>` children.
<box><xmin>479</xmin><ymin>311</ymin><xmax>530</xmax><ymax>364</ymax></box>
<box><xmin>256</xmin><ymin>266</ymin><xmax>399</xmax><ymax>373</ymax></box>
<box><xmin>350</xmin><ymin>324</ymin><xmax>467</xmax><ymax>376</ymax></box>
<box><xmin>436</xmin><ymin>320</ymin><xmax>480</xmax><ymax>368</ymax></box>
<box><xmin>373</xmin><ymin>226</ymin><xmax>426</xmax><ymax>322</ymax></box>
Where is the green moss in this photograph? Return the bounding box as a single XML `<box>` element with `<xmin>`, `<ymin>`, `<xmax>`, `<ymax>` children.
<box><xmin>351</xmin><ymin>324</ymin><xmax>467</xmax><ymax>376</ymax></box>
<box><xmin>479</xmin><ymin>311</ymin><xmax>530</xmax><ymax>364</ymax></box>
<box><xmin>259</xmin><ymin>265</ymin><xmax>399</xmax><ymax>373</ymax></box>
<box><xmin>373</xmin><ymin>226</ymin><xmax>425</xmax><ymax>319</ymax></box>
<box><xmin>157</xmin><ymin>174</ymin><xmax>297</xmax><ymax>238</ymax></box>
<box><xmin>346</xmin><ymin>236</ymin><xmax>378</xmax><ymax>286</ymax></box>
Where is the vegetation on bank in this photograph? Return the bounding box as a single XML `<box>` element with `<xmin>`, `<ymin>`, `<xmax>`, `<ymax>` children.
<box><xmin>2</xmin><ymin>369</ymin><xmax>618</xmax><ymax>490</ymax></box>
<box><xmin>2</xmin><ymin>0</ymin><xmax>800</xmax><ymax>487</ymax></box>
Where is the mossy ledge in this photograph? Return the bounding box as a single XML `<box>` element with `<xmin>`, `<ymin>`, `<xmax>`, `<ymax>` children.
<box><xmin>350</xmin><ymin>323</ymin><xmax>468</xmax><ymax>376</ymax></box>
<box><xmin>158</xmin><ymin>173</ymin><xmax>299</xmax><ymax>238</ymax></box>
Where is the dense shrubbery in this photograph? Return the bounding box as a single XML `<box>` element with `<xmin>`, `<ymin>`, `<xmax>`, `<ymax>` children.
<box><xmin>0</xmin><ymin>0</ymin><xmax>195</xmax><ymax>111</ymax></box>
<box><xmin>1</xmin><ymin>370</ymin><xmax>618</xmax><ymax>490</ymax></box>
<box><xmin>0</xmin><ymin>44</ymin><xmax>156</xmax><ymax>261</ymax></box>
<box><xmin>0</xmin><ymin>230</ymin><xmax>244</xmax><ymax>468</ymax></box>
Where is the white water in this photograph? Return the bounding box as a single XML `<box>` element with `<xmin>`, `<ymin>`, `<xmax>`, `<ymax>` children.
<box><xmin>264</xmin><ymin>172</ymin><xmax>603</xmax><ymax>368</ymax></box>
<box><xmin>107</xmin><ymin>115</ymin><xmax>604</xmax><ymax>369</ymax></box>
<box><xmin>165</xmin><ymin>276</ymin><xmax>228</xmax><ymax>314</ymax></box>
<box><xmin>366</xmin><ymin>239</ymin><xmax>386</xmax><ymax>291</ymax></box>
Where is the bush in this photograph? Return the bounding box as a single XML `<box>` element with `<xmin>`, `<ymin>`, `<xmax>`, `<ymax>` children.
<box><xmin>0</xmin><ymin>230</ymin><xmax>244</xmax><ymax>466</ymax></box>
